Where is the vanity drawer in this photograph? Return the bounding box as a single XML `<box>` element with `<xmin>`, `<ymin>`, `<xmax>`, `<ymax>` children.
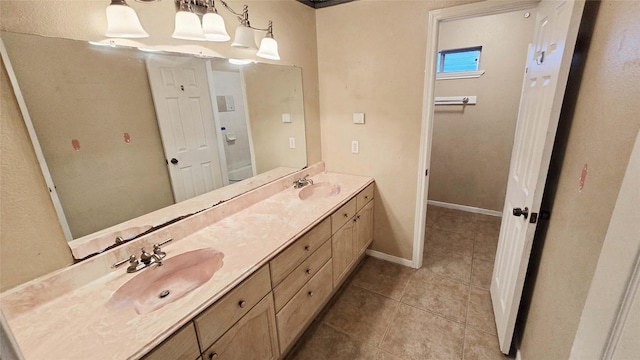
<box><xmin>356</xmin><ymin>183</ymin><xmax>374</xmax><ymax>211</ymax></box>
<box><xmin>276</xmin><ymin>260</ymin><xmax>333</xmax><ymax>352</ymax></box>
<box><xmin>270</xmin><ymin>217</ymin><xmax>331</xmax><ymax>286</ymax></box>
<box><xmin>331</xmin><ymin>197</ymin><xmax>357</xmax><ymax>234</ymax></box>
<box><xmin>194</xmin><ymin>265</ymin><xmax>271</xmax><ymax>351</ymax></box>
<box><xmin>142</xmin><ymin>322</ymin><xmax>200</xmax><ymax>360</ymax></box>
<box><xmin>272</xmin><ymin>240</ymin><xmax>331</xmax><ymax>312</ymax></box>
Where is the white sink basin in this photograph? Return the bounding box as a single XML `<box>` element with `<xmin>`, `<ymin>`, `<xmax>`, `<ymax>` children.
<box><xmin>106</xmin><ymin>248</ymin><xmax>224</xmax><ymax>315</ymax></box>
<box><xmin>298</xmin><ymin>182</ymin><xmax>341</xmax><ymax>200</ymax></box>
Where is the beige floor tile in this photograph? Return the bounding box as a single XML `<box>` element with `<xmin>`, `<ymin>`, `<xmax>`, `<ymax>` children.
<box><xmin>323</xmin><ymin>285</ymin><xmax>399</xmax><ymax>347</ymax></box>
<box><xmin>422</xmin><ymin>249</ymin><xmax>473</xmax><ymax>283</ymax></box>
<box><xmin>426</xmin><ymin>228</ymin><xmax>475</xmax><ymax>259</ymax></box>
<box><xmin>380</xmin><ymin>303</ymin><xmax>465</xmax><ymax>360</ymax></box>
<box><xmin>438</xmin><ymin>207</ymin><xmax>475</xmax><ymax>220</ymax></box>
<box><xmin>288</xmin><ymin>323</ymin><xmax>379</xmax><ymax>360</ymax></box>
<box><xmin>375</xmin><ymin>350</ymin><xmax>406</xmax><ymax>360</ymax></box>
<box><xmin>351</xmin><ymin>257</ymin><xmax>415</xmax><ymax>300</ymax></box>
<box><xmin>433</xmin><ymin>215</ymin><xmax>476</xmax><ymax>237</ymax></box>
<box><xmin>463</xmin><ymin>327</ymin><xmax>508</xmax><ymax>360</ymax></box>
<box><xmin>402</xmin><ymin>272</ymin><xmax>469</xmax><ymax>323</ymax></box>
<box><xmin>426</xmin><ymin>206</ymin><xmax>440</xmax><ymax>228</ymax></box>
<box><xmin>475</xmin><ymin>220</ymin><xmax>501</xmax><ymax>238</ymax></box>
<box><xmin>467</xmin><ymin>287</ymin><xmax>498</xmax><ymax>335</ymax></box>
<box><xmin>471</xmin><ymin>258</ymin><xmax>494</xmax><ymax>289</ymax></box>
<box><xmin>474</xmin><ymin>231</ymin><xmax>499</xmax><ymax>262</ymax></box>
<box><xmin>475</xmin><ymin>214</ymin><xmax>503</xmax><ymax>227</ymax></box>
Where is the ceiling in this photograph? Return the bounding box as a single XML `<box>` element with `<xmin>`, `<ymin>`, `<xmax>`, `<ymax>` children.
<box><xmin>297</xmin><ymin>0</ymin><xmax>355</xmax><ymax>9</ymax></box>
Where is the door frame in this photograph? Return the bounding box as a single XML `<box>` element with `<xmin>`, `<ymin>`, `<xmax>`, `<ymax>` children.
<box><xmin>412</xmin><ymin>0</ymin><xmax>540</xmax><ymax>268</ymax></box>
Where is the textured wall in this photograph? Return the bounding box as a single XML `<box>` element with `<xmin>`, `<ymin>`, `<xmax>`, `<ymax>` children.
<box><xmin>519</xmin><ymin>1</ymin><xmax>640</xmax><ymax>358</ymax></box>
<box><xmin>0</xmin><ymin>58</ymin><xmax>73</xmax><ymax>291</ymax></box>
<box><xmin>430</xmin><ymin>10</ymin><xmax>535</xmax><ymax>211</ymax></box>
<box><xmin>316</xmin><ymin>0</ymin><xmax>481</xmax><ymax>260</ymax></box>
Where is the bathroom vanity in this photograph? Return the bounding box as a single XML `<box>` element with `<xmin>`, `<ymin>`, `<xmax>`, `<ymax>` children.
<box><xmin>0</xmin><ymin>162</ymin><xmax>374</xmax><ymax>359</ymax></box>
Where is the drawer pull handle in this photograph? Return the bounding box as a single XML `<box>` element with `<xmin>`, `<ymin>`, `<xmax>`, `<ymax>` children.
<box><xmin>308</xmin><ymin>291</ymin><xmax>314</xmax><ymax>297</ymax></box>
<box><xmin>304</xmin><ymin>245</ymin><xmax>310</xmax><ymax>251</ymax></box>
<box><xmin>209</xmin><ymin>352</ymin><xmax>219</xmax><ymax>359</ymax></box>
<box><xmin>238</xmin><ymin>300</ymin><xmax>246</xmax><ymax>308</ymax></box>
<box><xmin>343</xmin><ymin>213</ymin><xmax>349</xmax><ymax>218</ymax></box>
<box><xmin>305</xmin><ymin>268</ymin><xmax>311</xmax><ymax>274</ymax></box>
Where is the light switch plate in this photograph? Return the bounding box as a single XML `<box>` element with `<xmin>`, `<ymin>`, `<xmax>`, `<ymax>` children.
<box><xmin>282</xmin><ymin>113</ymin><xmax>292</xmax><ymax>123</ymax></box>
<box><xmin>353</xmin><ymin>113</ymin><xmax>365</xmax><ymax>124</ymax></box>
<box><xmin>351</xmin><ymin>140</ymin><xmax>359</xmax><ymax>154</ymax></box>
<box><xmin>289</xmin><ymin>137</ymin><xmax>296</xmax><ymax>149</ymax></box>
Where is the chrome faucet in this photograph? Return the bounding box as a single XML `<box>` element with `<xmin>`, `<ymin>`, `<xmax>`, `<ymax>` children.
<box><xmin>112</xmin><ymin>238</ymin><xmax>173</xmax><ymax>273</ymax></box>
<box><xmin>293</xmin><ymin>175</ymin><xmax>314</xmax><ymax>189</ymax></box>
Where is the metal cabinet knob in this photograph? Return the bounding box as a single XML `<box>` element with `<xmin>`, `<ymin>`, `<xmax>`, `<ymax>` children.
<box><xmin>304</xmin><ymin>245</ymin><xmax>310</xmax><ymax>251</ymax></box>
<box><xmin>208</xmin><ymin>352</ymin><xmax>218</xmax><ymax>359</ymax></box>
<box><xmin>238</xmin><ymin>300</ymin><xmax>246</xmax><ymax>308</ymax></box>
<box><xmin>305</xmin><ymin>268</ymin><xmax>311</xmax><ymax>274</ymax></box>
<box><xmin>308</xmin><ymin>291</ymin><xmax>314</xmax><ymax>297</ymax></box>
<box><xmin>343</xmin><ymin>213</ymin><xmax>349</xmax><ymax>218</ymax></box>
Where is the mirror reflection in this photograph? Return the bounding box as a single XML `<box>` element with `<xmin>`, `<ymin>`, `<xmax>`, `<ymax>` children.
<box><xmin>1</xmin><ymin>31</ymin><xmax>306</xmax><ymax>242</ymax></box>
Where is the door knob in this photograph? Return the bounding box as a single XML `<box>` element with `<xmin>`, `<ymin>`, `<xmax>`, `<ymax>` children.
<box><xmin>513</xmin><ymin>207</ymin><xmax>529</xmax><ymax>219</ymax></box>
<box><xmin>170</xmin><ymin>158</ymin><xmax>178</xmax><ymax>165</ymax></box>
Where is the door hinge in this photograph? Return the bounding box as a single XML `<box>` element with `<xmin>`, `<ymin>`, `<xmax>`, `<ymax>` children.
<box><xmin>425</xmin><ymin>169</ymin><xmax>429</xmax><ymax>176</ymax></box>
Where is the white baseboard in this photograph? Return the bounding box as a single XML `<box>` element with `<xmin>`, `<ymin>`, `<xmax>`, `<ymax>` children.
<box><xmin>365</xmin><ymin>249</ymin><xmax>414</xmax><ymax>267</ymax></box>
<box><xmin>516</xmin><ymin>349</ymin><xmax>522</xmax><ymax>360</ymax></box>
<box><xmin>427</xmin><ymin>200</ymin><xmax>502</xmax><ymax>217</ymax></box>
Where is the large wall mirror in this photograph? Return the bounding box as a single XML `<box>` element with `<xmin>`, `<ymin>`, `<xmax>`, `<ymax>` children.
<box><xmin>1</xmin><ymin>31</ymin><xmax>307</xmax><ymax>247</ymax></box>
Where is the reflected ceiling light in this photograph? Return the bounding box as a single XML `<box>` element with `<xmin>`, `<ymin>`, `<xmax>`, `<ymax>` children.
<box><xmin>105</xmin><ymin>0</ymin><xmax>149</xmax><ymax>38</ymax></box>
<box><xmin>228</xmin><ymin>58</ymin><xmax>254</xmax><ymax>65</ymax></box>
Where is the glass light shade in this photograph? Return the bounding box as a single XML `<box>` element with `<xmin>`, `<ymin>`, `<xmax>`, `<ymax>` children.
<box><xmin>202</xmin><ymin>13</ymin><xmax>230</xmax><ymax>42</ymax></box>
<box><xmin>256</xmin><ymin>37</ymin><xmax>280</xmax><ymax>60</ymax></box>
<box><xmin>172</xmin><ymin>11</ymin><xmax>206</xmax><ymax>41</ymax></box>
<box><xmin>105</xmin><ymin>4</ymin><xmax>149</xmax><ymax>38</ymax></box>
<box><xmin>231</xmin><ymin>26</ymin><xmax>258</xmax><ymax>49</ymax></box>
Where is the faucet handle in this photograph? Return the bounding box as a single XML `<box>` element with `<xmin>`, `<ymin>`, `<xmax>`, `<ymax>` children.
<box><xmin>112</xmin><ymin>254</ymin><xmax>136</xmax><ymax>268</ymax></box>
<box><xmin>154</xmin><ymin>238</ymin><xmax>173</xmax><ymax>248</ymax></box>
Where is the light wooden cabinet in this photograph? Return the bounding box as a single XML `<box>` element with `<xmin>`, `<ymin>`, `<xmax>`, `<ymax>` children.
<box><xmin>201</xmin><ymin>294</ymin><xmax>279</xmax><ymax>360</ymax></box>
<box><xmin>144</xmin><ymin>182</ymin><xmax>375</xmax><ymax>360</ymax></box>
<box><xmin>332</xmin><ymin>184</ymin><xmax>375</xmax><ymax>286</ymax></box>
<box><xmin>194</xmin><ymin>266</ymin><xmax>272</xmax><ymax>351</ymax></box>
<box><xmin>356</xmin><ymin>199</ymin><xmax>374</xmax><ymax>256</ymax></box>
<box><xmin>332</xmin><ymin>216</ymin><xmax>357</xmax><ymax>287</ymax></box>
<box><xmin>142</xmin><ymin>322</ymin><xmax>200</xmax><ymax>360</ymax></box>
<box><xmin>275</xmin><ymin>260</ymin><xmax>333</xmax><ymax>352</ymax></box>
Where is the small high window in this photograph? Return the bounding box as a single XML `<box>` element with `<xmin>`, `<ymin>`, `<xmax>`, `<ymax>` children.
<box><xmin>437</xmin><ymin>47</ymin><xmax>482</xmax><ymax>73</ymax></box>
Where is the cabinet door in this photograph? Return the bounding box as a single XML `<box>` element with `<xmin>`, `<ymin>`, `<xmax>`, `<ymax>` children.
<box><xmin>202</xmin><ymin>294</ymin><xmax>279</xmax><ymax>360</ymax></box>
<box><xmin>142</xmin><ymin>322</ymin><xmax>200</xmax><ymax>360</ymax></box>
<box><xmin>332</xmin><ymin>218</ymin><xmax>356</xmax><ymax>287</ymax></box>
<box><xmin>356</xmin><ymin>200</ymin><xmax>374</xmax><ymax>256</ymax></box>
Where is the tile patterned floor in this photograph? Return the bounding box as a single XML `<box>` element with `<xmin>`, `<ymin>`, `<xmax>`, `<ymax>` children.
<box><xmin>287</xmin><ymin>206</ymin><xmax>507</xmax><ymax>360</ymax></box>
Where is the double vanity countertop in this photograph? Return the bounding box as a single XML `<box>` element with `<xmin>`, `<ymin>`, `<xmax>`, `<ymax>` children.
<box><xmin>0</xmin><ymin>165</ymin><xmax>373</xmax><ymax>359</ymax></box>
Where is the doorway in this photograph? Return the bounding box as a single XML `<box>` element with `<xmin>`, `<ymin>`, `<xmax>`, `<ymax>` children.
<box><xmin>414</xmin><ymin>0</ymin><xmax>585</xmax><ymax>354</ymax></box>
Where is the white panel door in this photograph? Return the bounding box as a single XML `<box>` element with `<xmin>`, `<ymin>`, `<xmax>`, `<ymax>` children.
<box><xmin>147</xmin><ymin>56</ymin><xmax>224</xmax><ymax>203</ymax></box>
<box><xmin>490</xmin><ymin>0</ymin><xmax>585</xmax><ymax>354</ymax></box>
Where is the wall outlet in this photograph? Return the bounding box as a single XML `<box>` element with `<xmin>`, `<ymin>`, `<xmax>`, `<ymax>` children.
<box><xmin>289</xmin><ymin>137</ymin><xmax>296</xmax><ymax>149</ymax></box>
<box><xmin>282</xmin><ymin>113</ymin><xmax>292</xmax><ymax>123</ymax></box>
<box><xmin>353</xmin><ymin>113</ymin><xmax>365</xmax><ymax>124</ymax></box>
<box><xmin>351</xmin><ymin>140</ymin><xmax>359</xmax><ymax>154</ymax></box>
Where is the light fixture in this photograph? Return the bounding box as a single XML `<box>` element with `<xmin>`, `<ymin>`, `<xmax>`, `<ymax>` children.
<box><xmin>103</xmin><ymin>0</ymin><xmax>280</xmax><ymax>60</ymax></box>
<box><xmin>256</xmin><ymin>22</ymin><xmax>280</xmax><ymax>60</ymax></box>
<box><xmin>172</xmin><ymin>0</ymin><xmax>280</xmax><ymax>60</ymax></box>
<box><xmin>105</xmin><ymin>0</ymin><xmax>149</xmax><ymax>38</ymax></box>
<box><xmin>172</xmin><ymin>1</ymin><xmax>206</xmax><ymax>41</ymax></box>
